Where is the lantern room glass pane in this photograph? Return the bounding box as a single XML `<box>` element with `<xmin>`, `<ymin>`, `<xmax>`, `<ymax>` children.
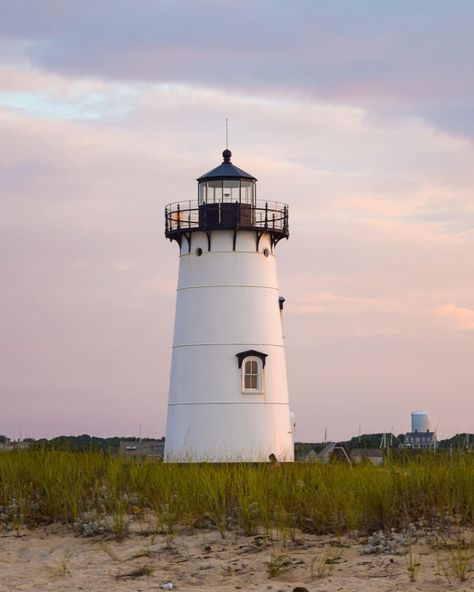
<box><xmin>198</xmin><ymin>182</ymin><xmax>206</xmax><ymax>205</ymax></box>
<box><xmin>223</xmin><ymin>180</ymin><xmax>240</xmax><ymax>202</ymax></box>
<box><xmin>207</xmin><ymin>180</ymin><xmax>222</xmax><ymax>203</ymax></box>
<box><xmin>241</xmin><ymin>180</ymin><xmax>255</xmax><ymax>205</ymax></box>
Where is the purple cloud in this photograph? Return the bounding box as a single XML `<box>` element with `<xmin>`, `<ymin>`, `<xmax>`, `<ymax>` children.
<box><xmin>1</xmin><ymin>1</ymin><xmax>474</xmax><ymax>135</ymax></box>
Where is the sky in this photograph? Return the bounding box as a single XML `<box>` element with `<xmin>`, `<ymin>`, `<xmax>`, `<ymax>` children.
<box><xmin>0</xmin><ymin>1</ymin><xmax>473</xmax><ymax>442</ymax></box>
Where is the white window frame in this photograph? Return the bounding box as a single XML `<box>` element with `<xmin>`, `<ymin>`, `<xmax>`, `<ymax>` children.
<box><xmin>241</xmin><ymin>356</ymin><xmax>264</xmax><ymax>394</ymax></box>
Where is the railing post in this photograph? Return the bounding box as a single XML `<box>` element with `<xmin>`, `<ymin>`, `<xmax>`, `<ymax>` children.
<box><xmin>165</xmin><ymin>206</ymin><xmax>168</xmax><ymax>233</ymax></box>
<box><xmin>264</xmin><ymin>202</ymin><xmax>268</xmax><ymax>229</ymax></box>
<box><xmin>177</xmin><ymin>203</ymin><xmax>181</xmax><ymax>230</ymax></box>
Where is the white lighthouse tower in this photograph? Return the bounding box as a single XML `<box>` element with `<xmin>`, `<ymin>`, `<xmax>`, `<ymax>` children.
<box><xmin>164</xmin><ymin>148</ymin><xmax>294</xmax><ymax>462</ymax></box>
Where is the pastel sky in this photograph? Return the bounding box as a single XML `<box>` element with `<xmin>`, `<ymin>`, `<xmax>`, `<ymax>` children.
<box><xmin>1</xmin><ymin>1</ymin><xmax>473</xmax><ymax>441</ymax></box>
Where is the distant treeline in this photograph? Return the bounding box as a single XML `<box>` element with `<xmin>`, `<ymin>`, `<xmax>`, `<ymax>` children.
<box><xmin>1</xmin><ymin>432</ymin><xmax>473</xmax><ymax>454</ymax></box>
<box><xmin>295</xmin><ymin>432</ymin><xmax>474</xmax><ymax>457</ymax></box>
<box><xmin>0</xmin><ymin>434</ymin><xmax>164</xmax><ymax>453</ymax></box>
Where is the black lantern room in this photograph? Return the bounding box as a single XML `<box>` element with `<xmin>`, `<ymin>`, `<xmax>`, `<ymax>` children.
<box><xmin>165</xmin><ymin>150</ymin><xmax>289</xmax><ymax>251</ymax></box>
<box><xmin>197</xmin><ymin>148</ymin><xmax>257</xmax><ymax>206</ymax></box>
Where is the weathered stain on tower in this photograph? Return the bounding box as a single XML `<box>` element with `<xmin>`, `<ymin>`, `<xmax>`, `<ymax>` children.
<box><xmin>164</xmin><ymin>149</ymin><xmax>294</xmax><ymax>462</ymax></box>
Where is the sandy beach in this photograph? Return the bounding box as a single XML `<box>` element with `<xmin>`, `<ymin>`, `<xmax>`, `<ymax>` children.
<box><xmin>1</xmin><ymin>523</ymin><xmax>472</xmax><ymax>592</ymax></box>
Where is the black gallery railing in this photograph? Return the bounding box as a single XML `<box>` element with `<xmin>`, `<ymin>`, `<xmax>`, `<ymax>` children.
<box><xmin>165</xmin><ymin>199</ymin><xmax>289</xmax><ymax>237</ymax></box>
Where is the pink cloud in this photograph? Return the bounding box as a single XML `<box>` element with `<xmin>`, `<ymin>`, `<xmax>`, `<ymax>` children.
<box><xmin>435</xmin><ymin>304</ymin><xmax>474</xmax><ymax>331</ymax></box>
<box><xmin>290</xmin><ymin>292</ymin><xmax>406</xmax><ymax>316</ymax></box>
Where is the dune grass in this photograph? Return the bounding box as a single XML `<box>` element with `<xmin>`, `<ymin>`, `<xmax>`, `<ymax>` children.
<box><xmin>1</xmin><ymin>450</ymin><xmax>474</xmax><ymax>536</ymax></box>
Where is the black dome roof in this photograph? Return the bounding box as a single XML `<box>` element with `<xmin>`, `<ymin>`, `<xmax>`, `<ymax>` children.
<box><xmin>197</xmin><ymin>150</ymin><xmax>257</xmax><ymax>182</ymax></box>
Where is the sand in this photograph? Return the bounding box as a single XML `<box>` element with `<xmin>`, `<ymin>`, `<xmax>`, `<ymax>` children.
<box><xmin>0</xmin><ymin>524</ymin><xmax>472</xmax><ymax>591</ymax></box>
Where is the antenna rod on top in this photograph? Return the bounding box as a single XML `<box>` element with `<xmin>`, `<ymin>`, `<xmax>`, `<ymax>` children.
<box><xmin>225</xmin><ymin>118</ymin><xmax>229</xmax><ymax>149</ymax></box>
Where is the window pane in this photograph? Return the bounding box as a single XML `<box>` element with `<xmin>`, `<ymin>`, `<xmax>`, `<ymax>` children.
<box><xmin>241</xmin><ymin>180</ymin><xmax>255</xmax><ymax>205</ymax></box>
<box><xmin>208</xmin><ymin>180</ymin><xmax>222</xmax><ymax>203</ymax></box>
<box><xmin>198</xmin><ymin>182</ymin><xmax>206</xmax><ymax>204</ymax></box>
<box><xmin>243</xmin><ymin>357</ymin><xmax>262</xmax><ymax>391</ymax></box>
<box><xmin>223</xmin><ymin>180</ymin><xmax>240</xmax><ymax>202</ymax></box>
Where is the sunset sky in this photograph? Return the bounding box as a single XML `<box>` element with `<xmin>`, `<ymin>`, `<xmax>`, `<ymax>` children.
<box><xmin>1</xmin><ymin>1</ymin><xmax>473</xmax><ymax>442</ymax></box>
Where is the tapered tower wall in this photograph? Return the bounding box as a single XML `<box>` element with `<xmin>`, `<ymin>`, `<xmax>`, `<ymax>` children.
<box><xmin>164</xmin><ymin>230</ymin><xmax>294</xmax><ymax>461</ymax></box>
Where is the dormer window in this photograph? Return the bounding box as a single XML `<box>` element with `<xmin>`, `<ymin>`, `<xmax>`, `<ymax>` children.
<box><xmin>236</xmin><ymin>350</ymin><xmax>267</xmax><ymax>394</ymax></box>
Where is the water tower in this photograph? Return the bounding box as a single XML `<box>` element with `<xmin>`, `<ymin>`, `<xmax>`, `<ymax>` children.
<box><xmin>163</xmin><ymin>148</ymin><xmax>294</xmax><ymax>462</ymax></box>
<box><xmin>411</xmin><ymin>410</ymin><xmax>430</xmax><ymax>433</ymax></box>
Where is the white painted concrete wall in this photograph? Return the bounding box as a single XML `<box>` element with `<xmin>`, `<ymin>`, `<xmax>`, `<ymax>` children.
<box><xmin>164</xmin><ymin>229</ymin><xmax>294</xmax><ymax>462</ymax></box>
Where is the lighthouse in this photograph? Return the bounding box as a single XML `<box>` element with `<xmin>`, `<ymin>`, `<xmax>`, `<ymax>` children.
<box><xmin>164</xmin><ymin>148</ymin><xmax>294</xmax><ymax>462</ymax></box>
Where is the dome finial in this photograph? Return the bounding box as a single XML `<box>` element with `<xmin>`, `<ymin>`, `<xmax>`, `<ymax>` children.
<box><xmin>222</xmin><ymin>118</ymin><xmax>231</xmax><ymax>162</ymax></box>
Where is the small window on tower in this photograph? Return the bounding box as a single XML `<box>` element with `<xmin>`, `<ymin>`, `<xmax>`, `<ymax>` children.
<box><xmin>242</xmin><ymin>357</ymin><xmax>263</xmax><ymax>393</ymax></box>
<box><xmin>236</xmin><ymin>350</ymin><xmax>267</xmax><ymax>394</ymax></box>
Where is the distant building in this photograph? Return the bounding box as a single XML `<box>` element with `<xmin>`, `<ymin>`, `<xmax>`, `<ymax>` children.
<box><xmin>404</xmin><ymin>409</ymin><xmax>437</xmax><ymax>449</ymax></box>
<box><xmin>118</xmin><ymin>439</ymin><xmax>165</xmax><ymax>459</ymax></box>
<box><xmin>303</xmin><ymin>449</ymin><xmax>319</xmax><ymax>462</ymax></box>
<box><xmin>404</xmin><ymin>431</ymin><xmax>437</xmax><ymax>449</ymax></box>
<box><xmin>297</xmin><ymin>442</ymin><xmax>353</xmax><ymax>464</ymax></box>
<box><xmin>295</xmin><ymin>443</ymin><xmax>336</xmax><ymax>463</ymax></box>
<box><xmin>0</xmin><ymin>438</ymin><xmax>31</xmax><ymax>451</ymax></box>
<box><xmin>317</xmin><ymin>442</ymin><xmax>338</xmax><ymax>463</ymax></box>
<box><xmin>350</xmin><ymin>448</ymin><xmax>384</xmax><ymax>465</ymax></box>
